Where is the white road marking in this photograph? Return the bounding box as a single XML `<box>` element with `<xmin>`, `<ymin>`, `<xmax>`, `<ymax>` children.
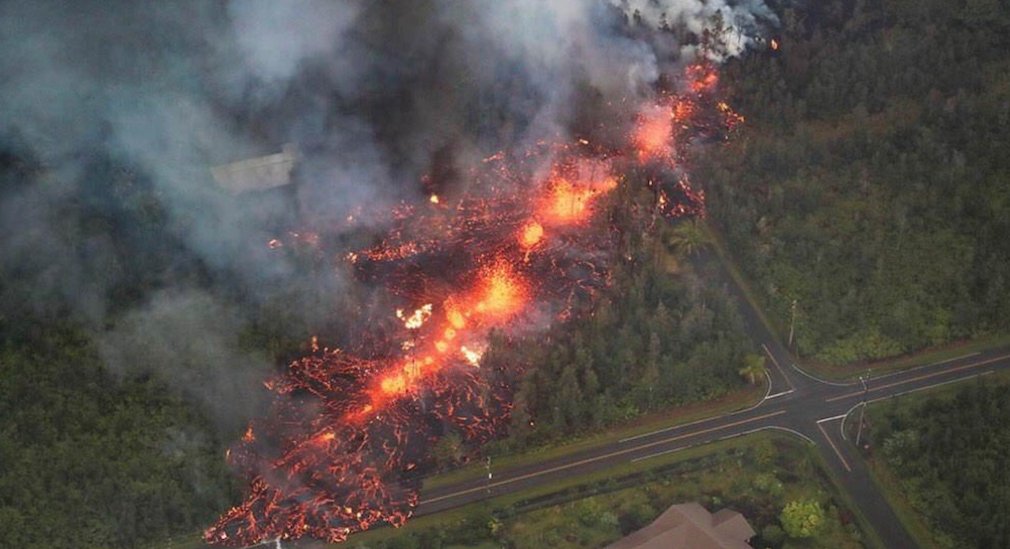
<box><xmin>816</xmin><ymin>413</ymin><xmax>848</xmax><ymax>423</ymax></box>
<box><xmin>762</xmin><ymin>343</ymin><xmax>796</xmax><ymax>391</ymax></box>
<box><xmin>816</xmin><ymin>422</ymin><xmax>851</xmax><ymax>472</ymax></box>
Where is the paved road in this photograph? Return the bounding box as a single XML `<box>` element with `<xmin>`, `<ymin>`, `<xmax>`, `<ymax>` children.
<box><xmin>415</xmin><ymin>252</ymin><xmax>1010</xmax><ymax>549</ymax></box>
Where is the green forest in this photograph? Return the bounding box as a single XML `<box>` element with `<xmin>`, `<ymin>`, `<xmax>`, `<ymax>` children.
<box><xmin>0</xmin><ymin>332</ymin><xmax>237</xmax><ymax>549</ymax></box>
<box><xmin>698</xmin><ymin>0</ymin><xmax>1010</xmax><ymax>364</ymax></box>
<box><xmin>871</xmin><ymin>380</ymin><xmax>1010</xmax><ymax>549</ymax></box>
<box><xmin>0</xmin><ymin>146</ymin><xmax>244</xmax><ymax>548</ymax></box>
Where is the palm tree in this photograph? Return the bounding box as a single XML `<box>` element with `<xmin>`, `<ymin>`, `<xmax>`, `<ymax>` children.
<box><xmin>668</xmin><ymin>219</ymin><xmax>711</xmax><ymax>258</ymax></box>
<box><xmin>738</xmin><ymin>353</ymin><xmax>768</xmax><ymax>385</ymax></box>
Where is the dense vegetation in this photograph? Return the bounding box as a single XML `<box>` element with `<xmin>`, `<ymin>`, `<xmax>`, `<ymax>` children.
<box><xmin>0</xmin><ymin>332</ymin><xmax>236</xmax><ymax>549</ymax></box>
<box><xmin>698</xmin><ymin>0</ymin><xmax>1010</xmax><ymax>364</ymax></box>
<box><xmin>482</xmin><ymin>182</ymin><xmax>756</xmax><ymax>451</ymax></box>
<box><xmin>871</xmin><ymin>380</ymin><xmax>1010</xmax><ymax>549</ymax></box>
<box><xmin>0</xmin><ymin>146</ymin><xmax>252</xmax><ymax>548</ymax></box>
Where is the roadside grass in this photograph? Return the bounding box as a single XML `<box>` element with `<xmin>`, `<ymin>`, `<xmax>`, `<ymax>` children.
<box><xmin>422</xmin><ymin>382</ymin><xmax>765</xmax><ymax>490</ymax></box>
<box><xmin>145</xmin><ymin>385</ymin><xmax>764</xmax><ymax>549</ymax></box>
<box><xmin>350</xmin><ymin>431</ymin><xmax>878</xmax><ymax>549</ymax></box>
<box><xmin>345</xmin><ymin>435</ymin><xmax>775</xmax><ymax>547</ymax></box>
<box><xmin>702</xmin><ymin>220</ymin><xmax>1010</xmax><ymax>382</ymax></box>
<box><xmin>802</xmin><ymin>333</ymin><xmax>1010</xmax><ymax>382</ymax></box>
<box><xmin>854</xmin><ymin>367</ymin><xmax>1010</xmax><ymax>549</ymax></box>
<box><xmin>863</xmin><ymin>459</ymin><xmax>944</xmax><ymax>549</ymax></box>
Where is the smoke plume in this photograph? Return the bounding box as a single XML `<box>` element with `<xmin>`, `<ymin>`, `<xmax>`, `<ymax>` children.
<box><xmin>0</xmin><ymin>0</ymin><xmax>774</xmax><ymax>433</ymax></box>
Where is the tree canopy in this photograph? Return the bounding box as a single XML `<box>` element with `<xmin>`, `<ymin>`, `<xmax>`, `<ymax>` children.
<box><xmin>0</xmin><ymin>331</ymin><xmax>236</xmax><ymax>549</ymax></box>
<box><xmin>872</xmin><ymin>380</ymin><xmax>1010</xmax><ymax>549</ymax></box>
<box><xmin>698</xmin><ymin>0</ymin><xmax>1010</xmax><ymax>364</ymax></box>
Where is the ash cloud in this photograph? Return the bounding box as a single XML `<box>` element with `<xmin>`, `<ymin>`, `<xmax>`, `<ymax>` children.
<box><xmin>0</xmin><ymin>0</ymin><xmax>774</xmax><ymax>428</ymax></box>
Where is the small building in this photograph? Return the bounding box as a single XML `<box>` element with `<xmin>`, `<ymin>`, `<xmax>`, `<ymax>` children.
<box><xmin>605</xmin><ymin>503</ymin><xmax>756</xmax><ymax>549</ymax></box>
<box><xmin>210</xmin><ymin>143</ymin><xmax>298</xmax><ymax>194</ymax></box>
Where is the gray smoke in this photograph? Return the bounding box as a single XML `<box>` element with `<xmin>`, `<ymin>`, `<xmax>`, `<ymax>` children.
<box><xmin>0</xmin><ymin>0</ymin><xmax>774</xmax><ymax>429</ymax></box>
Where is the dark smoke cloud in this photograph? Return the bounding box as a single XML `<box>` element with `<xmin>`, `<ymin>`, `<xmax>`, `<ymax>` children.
<box><xmin>0</xmin><ymin>0</ymin><xmax>774</xmax><ymax>428</ymax></box>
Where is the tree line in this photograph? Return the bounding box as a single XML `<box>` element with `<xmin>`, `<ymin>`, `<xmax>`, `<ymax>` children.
<box><xmin>697</xmin><ymin>0</ymin><xmax>1010</xmax><ymax>364</ymax></box>
<box><xmin>872</xmin><ymin>380</ymin><xmax>1010</xmax><ymax>549</ymax></box>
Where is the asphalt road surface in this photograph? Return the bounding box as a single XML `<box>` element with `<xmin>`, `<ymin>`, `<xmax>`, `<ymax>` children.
<box><xmin>417</xmin><ymin>252</ymin><xmax>1010</xmax><ymax>549</ymax></box>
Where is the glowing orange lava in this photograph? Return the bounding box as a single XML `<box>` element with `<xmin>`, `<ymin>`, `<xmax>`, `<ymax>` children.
<box><xmin>207</xmin><ymin>59</ymin><xmax>737</xmax><ymax>548</ymax></box>
<box><xmin>687</xmin><ymin>63</ymin><xmax>719</xmax><ymax>93</ymax></box>
<box><xmin>472</xmin><ymin>261</ymin><xmax>528</xmax><ymax>318</ymax></box>
<box><xmin>634</xmin><ymin>105</ymin><xmax>674</xmax><ymax>161</ymax></box>
<box><xmin>365</xmin><ymin>260</ymin><xmax>528</xmax><ymax>409</ymax></box>
<box><xmin>544</xmin><ymin>179</ymin><xmax>592</xmax><ymax>223</ymax></box>
<box><xmin>520</xmin><ymin>221</ymin><xmax>545</xmax><ymax>248</ymax></box>
<box><xmin>538</xmin><ymin>161</ymin><xmax>617</xmax><ymax>226</ymax></box>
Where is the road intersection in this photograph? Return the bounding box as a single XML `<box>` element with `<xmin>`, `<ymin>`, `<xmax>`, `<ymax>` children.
<box><xmin>416</xmin><ymin>253</ymin><xmax>1010</xmax><ymax>548</ymax></box>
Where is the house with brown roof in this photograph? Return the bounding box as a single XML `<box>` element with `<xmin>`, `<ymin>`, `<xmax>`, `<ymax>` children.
<box><xmin>605</xmin><ymin>502</ymin><xmax>756</xmax><ymax>549</ymax></box>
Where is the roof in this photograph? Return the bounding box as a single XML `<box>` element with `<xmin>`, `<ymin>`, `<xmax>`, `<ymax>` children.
<box><xmin>605</xmin><ymin>503</ymin><xmax>756</xmax><ymax>549</ymax></box>
<box><xmin>210</xmin><ymin>144</ymin><xmax>298</xmax><ymax>193</ymax></box>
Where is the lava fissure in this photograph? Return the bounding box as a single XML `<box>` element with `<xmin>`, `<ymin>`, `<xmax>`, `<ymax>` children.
<box><xmin>206</xmin><ymin>62</ymin><xmax>741</xmax><ymax>546</ymax></box>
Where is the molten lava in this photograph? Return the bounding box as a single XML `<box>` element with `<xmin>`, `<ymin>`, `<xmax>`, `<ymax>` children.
<box><xmin>519</xmin><ymin>221</ymin><xmax>545</xmax><ymax>249</ymax></box>
<box><xmin>206</xmin><ymin>61</ymin><xmax>742</xmax><ymax>546</ymax></box>
<box><xmin>634</xmin><ymin>104</ymin><xmax>675</xmax><ymax>161</ymax></box>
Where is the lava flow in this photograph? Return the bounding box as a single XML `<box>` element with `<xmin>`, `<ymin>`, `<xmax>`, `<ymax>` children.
<box><xmin>206</xmin><ymin>61</ymin><xmax>742</xmax><ymax>546</ymax></box>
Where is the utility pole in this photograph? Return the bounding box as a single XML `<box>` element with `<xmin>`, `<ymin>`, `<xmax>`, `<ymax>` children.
<box><xmin>485</xmin><ymin>456</ymin><xmax>493</xmax><ymax>494</ymax></box>
<box><xmin>787</xmin><ymin>299</ymin><xmax>798</xmax><ymax>348</ymax></box>
<box><xmin>855</xmin><ymin>370</ymin><xmax>870</xmax><ymax>447</ymax></box>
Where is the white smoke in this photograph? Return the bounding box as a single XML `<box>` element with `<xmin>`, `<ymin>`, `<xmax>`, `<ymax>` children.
<box><xmin>469</xmin><ymin>0</ymin><xmax>661</xmax><ymax>140</ymax></box>
<box><xmin>611</xmin><ymin>0</ymin><xmax>777</xmax><ymax>58</ymax></box>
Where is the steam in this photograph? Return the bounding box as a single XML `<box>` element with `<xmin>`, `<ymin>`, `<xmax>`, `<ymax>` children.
<box><xmin>0</xmin><ymin>0</ymin><xmax>774</xmax><ymax>428</ymax></box>
<box><xmin>612</xmin><ymin>0</ymin><xmax>778</xmax><ymax>58</ymax></box>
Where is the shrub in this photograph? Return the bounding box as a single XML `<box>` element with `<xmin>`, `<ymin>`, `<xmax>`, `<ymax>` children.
<box><xmin>780</xmin><ymin>499</ymin><xmax>825</xmax><ymax>539</ymax></box>
<box><xmin>761</xmin><ymin>524</ymin><xmax>786</xmax><ymax>546</ymax></box>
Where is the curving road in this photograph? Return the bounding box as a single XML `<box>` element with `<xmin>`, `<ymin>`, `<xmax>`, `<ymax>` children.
<box><xmin>415</xmin><ymin>252</ymin><xmax>1010</xmax><ymax>549</ymax></box>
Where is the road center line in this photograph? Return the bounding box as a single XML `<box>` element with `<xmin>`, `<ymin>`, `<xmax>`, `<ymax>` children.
<box><xmin>420</xmin><ymin>410</ymin><xmax>786</xmax><ymax>506</ymax></box>
<box><xmin>816</xmin><ymin>421</ymin><xmax>851</xmax><ymax>472</ymax></box>
<box><xmin>866</xmin><ymin>370</ymin><xmax>995</xmax><ymax>405</ymax></box>
<box><xmin>825</xmin><ymin>353</ymin><xmax>1010</xmax><ymax>403</ymax></box>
